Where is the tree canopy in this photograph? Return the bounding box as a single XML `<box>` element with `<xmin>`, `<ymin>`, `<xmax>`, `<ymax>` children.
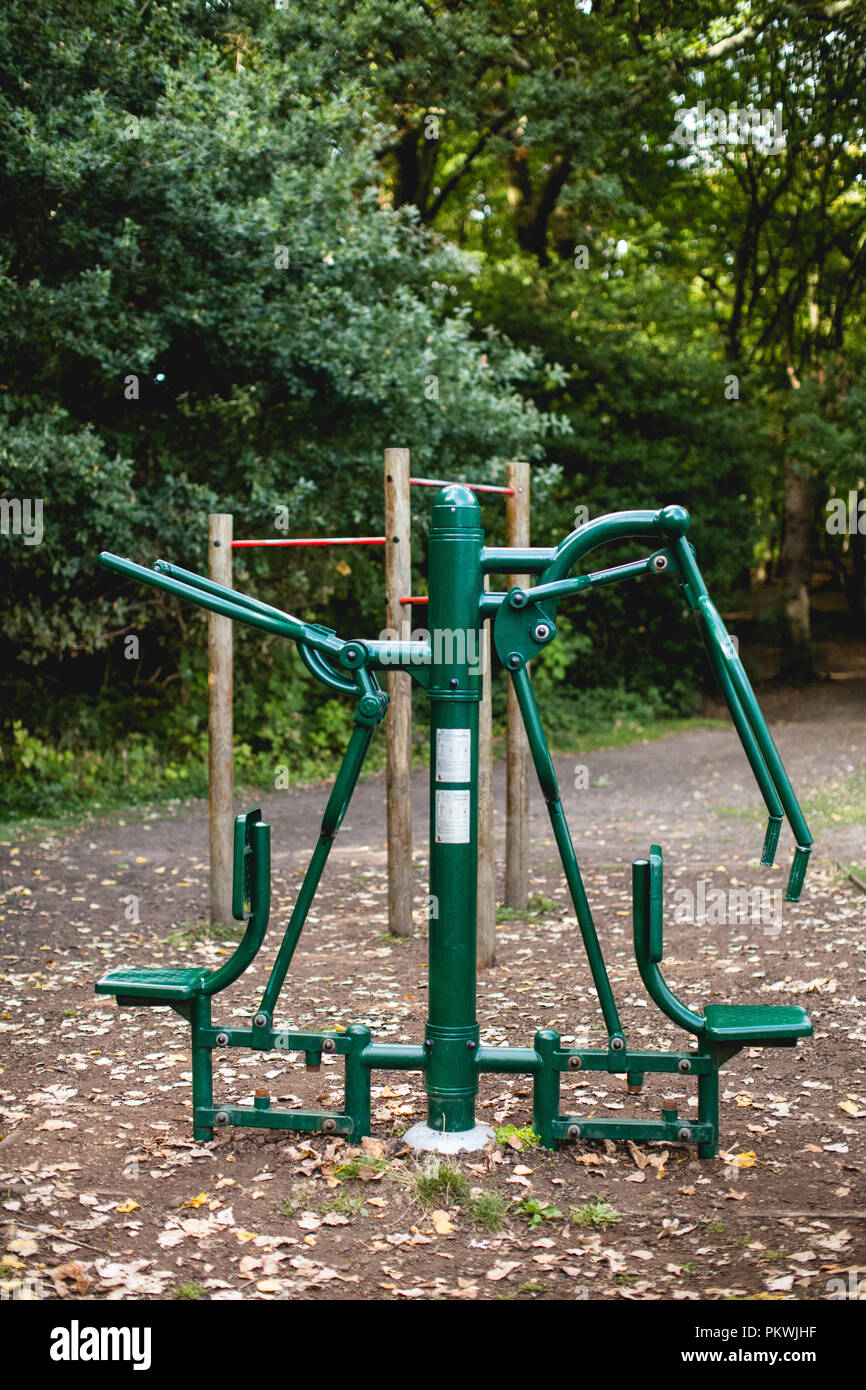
<box><xmin>1</xmin><ymin>0</ymin><xmax>864</xmax><ymax>812</ymax></box>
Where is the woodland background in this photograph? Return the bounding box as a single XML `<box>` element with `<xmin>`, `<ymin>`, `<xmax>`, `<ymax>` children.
<box><xmin>1</xmin><ymin>0</ymin><xmax>864</xmax><ymax>819</ymax></box>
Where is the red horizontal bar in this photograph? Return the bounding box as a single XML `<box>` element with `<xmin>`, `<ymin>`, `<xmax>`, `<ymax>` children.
<box><xmin>231</xmin><ymin>536</ymin><xmax>387</xmax><ymax>548</ymax></box>
<box><xmin>398</xmin><ymin>595</ymin><xmax>429</xmax><ymax>605</ymax></box>
<box><xmin>409</xmin><ymin>476</ymin><xmax>514</xmax><ymax>496</ymax></box>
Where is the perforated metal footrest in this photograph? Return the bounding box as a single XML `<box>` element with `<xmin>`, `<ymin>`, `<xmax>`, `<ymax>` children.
<box><xmin>703</xmin><ymin>1004</ymin><xmax>812</xmax><ymax>1046</ymax></box>
<box><xmin>96</xmin><ymin>966</ymin><xmax>208</xmax><ymax>1004</ymax></box>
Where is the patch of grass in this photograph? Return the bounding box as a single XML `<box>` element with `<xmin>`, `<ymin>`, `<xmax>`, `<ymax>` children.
<box><xmin>518</xmin><ymin>1280</ymin><xmax>547</xmax><ymax>1294</ymax></box>
<box><xmin>696</xmin><ymin>1219</ymin><xmax>726</xmax><ymax>1235</ymax></box>
<box><xmin>496</xmin><ymin>893</ymin><xmax>558</xmax><ymax>924</ymax></box>
<box><xmin>547</xmin><ymin>716</ymin><xmax>728</xmax><ymax>756</ymax></box>
<box><xmin>802</xmin><ymin>764</ymin><xmax>866</xmax><ymax>827</ymax></box>
<box><xmin>833</xmin><ymin>861</ymin><xmax>866</xmax><ymax>891</ymax></box>
<box><xmin>571</xmin><ymin>1196</ymin><xmax>621</xmax><ymax>1229</ymax></box>
<box><xmin>61</xmin><ymin>1008</ymin><xmax>77</xmax><ymax>1019</ymax></box>
<box><xmin>334</xmin><ymin>1154</ymin><xmax>390</xmax><ymax>1181</ymax></box>
<box><xmin>166</xmin><ymin>917</ymin><xmax>244</xmax><ymax>946</ymax></box>
<box><xmin>494</xmin><ymin>1123</ymin><xmax>539</xmax><ymax>1152</ymax></box>
<box><xmin>614</xmin><ymin>1273</ymin><xmax>636</xmax><ymax>1287</ymax></box>
<box><xmin>377</xmin><ymin>932</ymin><xmax>408</xmax><ymax>946</ymax></box>
<box><xmin>719</xmin><ymin>766</ymin><xmax>866</xmax><ymax>831</ymax></box>
<box><xmin>412</xmin><ymin>1158</ymin><xmax>470</xmax><ymax>1211</ymax></box>
<box><xmin>516</xmin><ymin>1196</ymin><xmax>563</xmax><ymax>1229</ymax></box>
<box><xmin>468</xmin><ymin>1190</ymin><xmax>508</xmax><ymax>1233</ymax></box>
<box><xmin>713</xmin><ymin>803</ymin><xmax>761</xmax><ymax>822</ymax></box>
<box><xmin>322</xmin><ymin>1193</ymin><xmax>368</xmax><ymax>1218</ymax></box>
<box><xmin>175</xmin><ymin>1281</ymin><xmax>206</xmax><ymax>1300</ymax></box>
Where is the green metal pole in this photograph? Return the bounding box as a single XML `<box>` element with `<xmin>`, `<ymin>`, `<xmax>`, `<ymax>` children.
<box><xmin>407</xmin><ymin>485</ymin><xmax>490</xmax><ymax>1148</ymax></box>
<box><xmin>191</xmin><ymin>993</ymin><xmax>214</xmax><ymax>1142</ymax></box>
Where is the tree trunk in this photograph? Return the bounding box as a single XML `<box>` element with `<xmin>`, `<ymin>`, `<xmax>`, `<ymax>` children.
<box><xmin>778</xmin><ymin>455</ymin><xmax>815</xmax><ymax>680</ymax></box>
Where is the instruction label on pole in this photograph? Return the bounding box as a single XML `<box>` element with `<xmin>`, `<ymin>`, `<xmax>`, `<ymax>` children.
<box><xmin>435</xmin><ymin>790</ymin><xmax>470</xmax><ymax>843</ymax></box>
<box><xmin>435</xmin><ymin>728</ymin><xmax>471</xmax><ymax>782</ymax></box>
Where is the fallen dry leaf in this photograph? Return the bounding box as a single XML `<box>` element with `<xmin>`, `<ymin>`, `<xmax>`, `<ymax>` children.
<box><xmin>723</xmin><ymin>1151</ymin><xmax>757</xmax><ymax>1169</ymax></box>
<box><xmin>6</xmin><ymin>1237</ymin><xmax>38</xmax><ymax>1257</ymax></box>
<box><xmin>431</xmin><ymin>1211</ymin><xmax>454</xmax><ymax>1236</ymax></box>
<box><xmin>53</xmin><ymin>1261</ymin><xmax>92</xmax><ymax>1295</ymax></box>
<box><xmin>361</xmin><ymin>1136</ymin><xmax>386</xmax><ymax>1159</ymax></box>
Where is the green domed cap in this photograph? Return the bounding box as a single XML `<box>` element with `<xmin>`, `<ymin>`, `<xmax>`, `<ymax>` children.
<box><xmin>431</xmin><ymin>484</ymin><xmax>481</xmax><ymax>528</ymax></box>
<box><xmin>656</xmin><ymin>504</ymin><xmax>690</xmax><ymax>539</ymax></box>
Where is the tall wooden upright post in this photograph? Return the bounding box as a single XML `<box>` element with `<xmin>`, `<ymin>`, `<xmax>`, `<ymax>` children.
<box><xmin>384</xmin><ymin>449</ymin><xmax>413</xmax><ymax>937</ymax></box>
<box><xmin>505</xmin><ymin>461</ymin><xmax>530</xmax><ymax>910</ymax></box>
<box><xmin>208</xmin><ymin>513</ymin><xmax>234</xmax><ymax>928</ymax></box>
<box><xmin>476</xmin><ymin>575</ymin><xmax>495</xmax><ymax>968</ymax></box>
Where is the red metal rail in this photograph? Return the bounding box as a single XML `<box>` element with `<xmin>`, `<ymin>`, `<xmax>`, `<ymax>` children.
<box><xmin>398</xmin><ymin>595</ymin><xmax>429</xmax><ymax>605</ymax></box>
<box><xmin>231</xmin><ymin>536</ymin><xmax>386</xmax><ymax>549</ymax></box>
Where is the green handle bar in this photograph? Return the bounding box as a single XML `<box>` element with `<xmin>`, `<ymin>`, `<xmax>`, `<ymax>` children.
<box><xmin>98</xmin><ymin>551</ymin><xmax>371</xmax><ymax>695</ymax></box>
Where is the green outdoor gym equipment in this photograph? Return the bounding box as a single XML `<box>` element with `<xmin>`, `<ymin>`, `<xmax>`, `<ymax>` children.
<box><xmin>95</xmin><ymin>490</ymin><xmax>813</xmax><ymax>1157</ymax></box>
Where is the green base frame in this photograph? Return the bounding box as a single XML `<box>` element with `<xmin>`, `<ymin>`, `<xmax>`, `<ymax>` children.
<box><xmin>164</xmin><ymin>1005</ymin><xmax>745</xmax><ymax>1159</ymax></box>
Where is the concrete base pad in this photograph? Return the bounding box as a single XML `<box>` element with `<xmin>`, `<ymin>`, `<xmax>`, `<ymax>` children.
<box><xmin>403</xmin><ymin>1121</ymin><xmax>495</xmax><ymax>1155</ymax></box>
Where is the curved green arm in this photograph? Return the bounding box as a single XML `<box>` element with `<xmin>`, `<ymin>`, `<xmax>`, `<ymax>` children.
<box><xmin>632</xmin><ymin>859</ymin><xmax>706</xmax><ymax>1039</ymax></box>
<box><xmin>538</xmin><ymin>505</ymin><xmax>690</xmax><ymax>584</ymax></box>
<box><xmin>202</xmin><ymin>814</ymin><xmax>271</xmax><ymax>997</ymax></box>
<box><xmin>298</xmin><ymin>642</ymin><xmax>359</xmax><ymax>696</ymax></box>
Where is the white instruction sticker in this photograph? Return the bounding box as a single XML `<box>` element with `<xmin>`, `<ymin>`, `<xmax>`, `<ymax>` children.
<box><xmin>435</xmin><ymin>728</ymin><xmax>472</xmax><ymax>782</ymax></box>
<box><xmin>435</xmin><ymin>789</ymin><xmax>471</xmax><ymax>843</ymax></box>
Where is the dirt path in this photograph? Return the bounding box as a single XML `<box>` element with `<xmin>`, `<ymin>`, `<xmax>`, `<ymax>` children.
<box><xmin>1</xmin><ymin>681</ymin><xmax>864</xmax><ymax>1302</ymax></box>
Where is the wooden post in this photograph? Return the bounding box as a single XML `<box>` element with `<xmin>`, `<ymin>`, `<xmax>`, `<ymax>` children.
<box><xmin>208</xmin><ymin>513</ymin><xmax>234</xmax><ymax>928</ymax></box>
<box><xmin>384</xmin><ymin>448</ymin><xmax>413</xmax><ymax>937</ymax></box>
<box><xmin>505</xmin><ymin>461</ymin><xmax>530</xmax><ymax>910</ymax></box>
<box><xmin>477</xmin><ymin>575</ymin><xmax>495</xmax><ymax>968</ymax></box>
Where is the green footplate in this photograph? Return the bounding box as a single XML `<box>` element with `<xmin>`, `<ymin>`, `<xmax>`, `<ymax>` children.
<box><xmin>96</xmin><ymin>966</ymin><xmax>209</xmax><ymax>1002</ymax></box>
<box><xmin>703</xmin><ymin>1003</ymin><xmax>812</xmax><ymax>1046</ymax></box>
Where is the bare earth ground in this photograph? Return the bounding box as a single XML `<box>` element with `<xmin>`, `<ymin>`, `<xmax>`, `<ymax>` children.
<box><xmin>1</xmin><ymin>680</ymin><xmax>864</xmax><ymax>1303</ymax></box>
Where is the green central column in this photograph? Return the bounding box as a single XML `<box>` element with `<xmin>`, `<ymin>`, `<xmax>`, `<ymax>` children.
<box><xmin>405</xmin><ymin>485</ymin><xmax>493</xmax><ymax>1152</ymax></box>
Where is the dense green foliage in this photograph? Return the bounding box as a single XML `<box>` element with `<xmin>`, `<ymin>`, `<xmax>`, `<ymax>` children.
<box><xmin>1</xmin><ymin>2</ymin><xmax>864</xmax><ymax>815</ymax></box>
